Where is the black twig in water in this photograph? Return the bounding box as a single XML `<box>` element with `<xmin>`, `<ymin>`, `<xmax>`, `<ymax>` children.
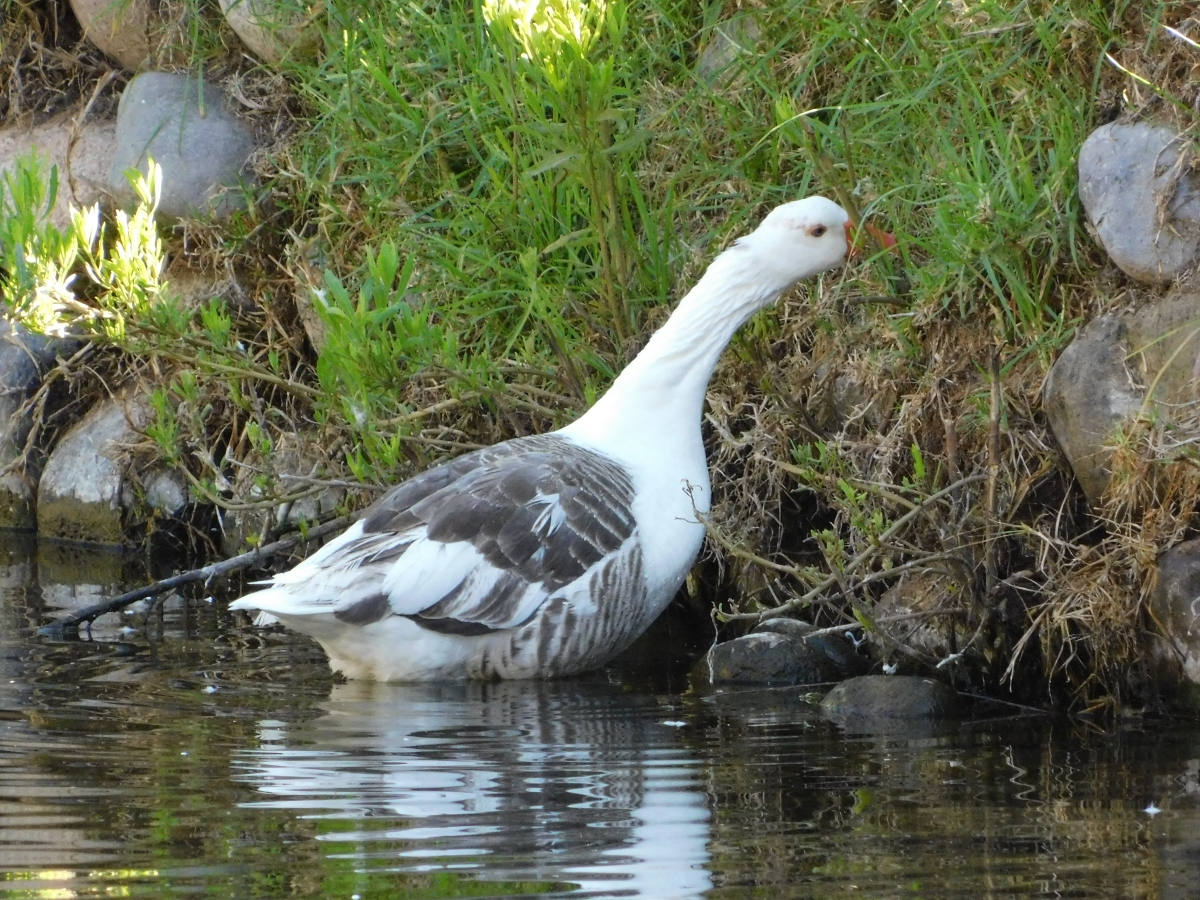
<box><xmin>39</xmin><ymin>515</ymin><xmax>356</xmax><ymax>638</ymax></box>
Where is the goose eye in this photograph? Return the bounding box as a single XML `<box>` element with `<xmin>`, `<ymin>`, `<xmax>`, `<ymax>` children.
<box><xmin>809</xmin><ymin>225</ymin><xmax>827</xmax><ymax>238</ymax></box>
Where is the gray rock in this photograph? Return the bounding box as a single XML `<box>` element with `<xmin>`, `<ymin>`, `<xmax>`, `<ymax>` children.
<box><xmin>820</xmin><ymin>675</ymin><xmax>963</xmax><ymax>719</ymax></box>
<box><xmin>144</xmin><ymin>468</ymin><xmax>188</xmax><ymax>515</ymax></box>
<box><xmin>68</xmin><ymin>0</ymin><xmax>161</xmax><ymax>70</ymax></box>
<box><xmin>1043</xmin><ymin>315</ymin><xmax>1143</xmax><ymax>505</ymax></box>
<box><xmin>35</xmin><ymin>394</ymin><xmax>189</xmax><ymax>545</ymax></box>
<box><xmin>699</xmin><ymin>630</ymin><xmax>837</xmax><ymax>685</ymax></box>
<box><xmin>1045</xmin><ymin>285</ymin><xmax>1200</xmax><ymax>506</ymax></box>
<box><xmin>1125</xmin><ymin>285</ymin><xmax>1200</xmax><ymax>405</ymax></box>
<box><xmin>752</xmin><ymin>617</ymin><xmax>870</xmax><ymax>677</ymax></box>
<box><xmin>870</xmin><ymin>572</ymin><xmax>973</xmax><ymax>666</ymax></box>
<box><xmin>0</xmin><ymin>113</ymin><xmax>117</xmax><ymax>231</ymax></box>
<box><xmin>1078</xmin><ymin>122</ymin><xmax>1200</xmax><ymax>284</ymax></box>
<box><xmin>162</xmin><ymin>257</ymin><xmax>249</xmax><ymax>312</ymax></box>
<box><xmin>1150</xmin><ymin>538</ymin><xmax>1200</xmax><ymax>686</ymax></box>
<box><xmin>108</xmin><ymin>72</ymin><xmax>257</xmax><ymax>221</ymax></box>
<box><xmin>219</xmin><ymin>0</ymin><xmax>319</xmax><ymax>65</ymax></box>
<box><xmin>0</xmin><ymin>321</ymin><xmax>83</xmax><ymax>530</ymax></box>
<box><xmin>36</xmin><ymin>397</ymin><xmax>143</xmax><ymax>545</ymax></box>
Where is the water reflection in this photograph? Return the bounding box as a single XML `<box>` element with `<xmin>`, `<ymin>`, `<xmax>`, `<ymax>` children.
<box><xmin>5</xmin><ymin>530</ymin><xmax>1200</xmax><ymax>899</ymax></box>
<box><xmin>235</xmin><ymin>681</ymin><xmax>712</xmax><ymax>897</ymax></box>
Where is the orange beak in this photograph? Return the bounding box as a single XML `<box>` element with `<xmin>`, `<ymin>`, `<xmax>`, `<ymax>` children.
<box><xmin>844</xmin><ymin>219</ymin><xmax>898</xmax><ymax>258</ymax></box>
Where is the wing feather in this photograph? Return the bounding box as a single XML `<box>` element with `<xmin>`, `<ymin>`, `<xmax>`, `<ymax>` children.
<box><xmin>231</xmin><ymin>434</ymin><xmax>638</xmax><ymax>635</ymax></box>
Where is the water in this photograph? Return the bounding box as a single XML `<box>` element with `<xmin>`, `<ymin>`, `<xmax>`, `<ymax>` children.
<box><xmin>2</xmin><ymin>534</ymin><xmax>1200</xmax><ymax>899</ymax></box>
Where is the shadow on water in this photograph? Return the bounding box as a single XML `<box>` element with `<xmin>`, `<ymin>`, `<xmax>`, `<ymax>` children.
<box><xmin>2</xmin><ymin>530</ymin><xmax>1200</xmax><ymax>898</ymax></box>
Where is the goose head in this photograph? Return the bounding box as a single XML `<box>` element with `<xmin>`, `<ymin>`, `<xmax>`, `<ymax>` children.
<box><xmin>730</xmin><ymin>195</ymin><xmax>895</xmax><ymax>298</ymax></box>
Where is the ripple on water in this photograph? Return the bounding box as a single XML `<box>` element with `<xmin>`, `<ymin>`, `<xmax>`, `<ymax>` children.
<box><xmin>2</xmin><ymin>533</ymin><xmax>1200</xmax><ymax>898</ymax></box>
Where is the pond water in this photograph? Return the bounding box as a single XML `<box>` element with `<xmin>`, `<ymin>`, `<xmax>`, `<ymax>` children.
<box><xmin>2</xmin><ymin>534</ymin><xmax>1200</xmax><ymax>899</ymax></box>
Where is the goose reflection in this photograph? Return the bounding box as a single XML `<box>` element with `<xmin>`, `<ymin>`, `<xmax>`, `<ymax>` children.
<box><xmin>233</xmin><ymin>680</ymin><xmax>712</xmax><ymax>898</ymax></box>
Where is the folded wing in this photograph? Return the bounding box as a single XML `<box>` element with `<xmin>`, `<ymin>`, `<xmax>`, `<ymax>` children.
<box><xmin>231</xmin><ymin>435</ymin><xmax>638</xmax><ymax>636</ymax></box>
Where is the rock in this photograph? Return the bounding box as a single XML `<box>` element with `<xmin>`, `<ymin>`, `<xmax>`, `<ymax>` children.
<box><xmin>107</xmin><ymin>72</ymin><xmax>258</xmax><ymax>221</ymax></box>
<box><xmin>36</xmin><ymin>394</ymin><xmax>187</xmax><ymax>546</ymax></box>
<box><xmin>219</xmin><ymin>0</ymin><xmax>319</xmax><ymax>65</ymax></box>
<box><xmin>1043</xmin><ymin>314</ymin><xmax>1143</xmax><ymax>505</ymax></box>
<box><xmin>1078</xmin><ymin>122</ymin><xmax>1200</xmax><ymax>284</ymax></box>
<box><xmin>820</xmin><ymin>675</ymin><xmax>964</xmax><ymax>719</ymax></box>
<box><xmin>68</xmin><ymin>0</ymin><xmax>165</xmax><ymax>71</ymax></box>
<box><xmin>811</xmin><ymin>355</ymin><xmax>896</xmax><ymax>433</ymax></box>
<box><xmin>752</xmin><ymin>617</ymin><xmax>870</xmax><ymax>677</ymax></box>
<box><xmin>0</xmin><ymin>321</ymin><xmax>83</xmax><ymax>530</ymax></box>
<box><xmin>696</xmin><ymin>16</ymin><xmax>761</xmax><ymax>86</ymax></box>
<box><xmin>1150</xmin><ymin>538</ymin><xmax>1200</xmax><ymax>686</ymax></box>
<box><xmin>36</xmin><ymin>397</ymin><xmax>143</xmax><ymax>545</ymax></box>
<box><xmin>695</xmin><ymin>617</ymin><xmax>868</xmax><ymax>685</ymax></box>
<box><xmin>143</xmin><ymin>468</ymin><xmax>188</xmax><ymax>515</ymax></box>
<box><xmin>1124</xmin><ymin>285</ymin><xmax>1200</xmax><ymax>405</ymax></box>
<box><xmin>1045</xmin><ymin>285</ymin><xmax>1200</xmax><ymax>506</ymax></box>
<box><xmin>701</xmin><ymin>631</ymin><xmax>839</xmax><ymax>685</ymax></box>
<box><xmin>0</xmin><ymin>112</ymin><xmax>117</xmax><ymax>231</ymax></box>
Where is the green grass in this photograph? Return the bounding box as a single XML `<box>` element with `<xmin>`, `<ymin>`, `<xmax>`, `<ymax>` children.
<box><xmin>188</xmin><ymin>0</ymin><xmax>1130</xmax><ymax>484</ymax></box>
<box><xmin>283</xmin><ymin>0</ymin><xmax>1124</xmax><ymax>342</ymax></box>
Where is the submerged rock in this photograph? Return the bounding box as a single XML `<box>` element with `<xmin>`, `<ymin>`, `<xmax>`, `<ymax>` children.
<box><xmin>107</xmin><ymin>72</ymin><xmax>258</xmax><ymax>221</ymax></box>
<box><xmin>1078</xmin><ymin>122</ymin><xmax>1200</xmax><ymax>284</ymax></box>
<box><xmin>0</xmin><ymin>112</ymin><xmax>117</xmax><ymax>230</ymax></box>
<box><xmin>0</xmin><ymin>322</ymin><xmax>82</xmax><ymax>531</ymax></box>
<box><xmin>820</xmin><ymin>675</ymin><xmax>964</xmax><ymax>720</ymax></box>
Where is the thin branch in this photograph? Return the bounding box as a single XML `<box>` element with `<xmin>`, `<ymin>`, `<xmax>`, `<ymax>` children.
<box><xmin>39</xmin><ymin>514</ymin><xmax>356</xmax><ymax>637</ymax></box>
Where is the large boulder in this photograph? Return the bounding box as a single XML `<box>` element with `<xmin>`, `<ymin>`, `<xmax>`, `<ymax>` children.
<box><xmin>0</xmin><ymin>321</ymin><xmax>83</xmax><ymax>530</ymax></box>
<box><xmin>0</xmin><ymin>113</ymin><xmax>117</xmax><ymax>231</ymax></box>
<box><xmin>107</xmin><ymin>72</ymin><xmax>258</xmax><ymax>221</ymax></box>
<box><xmin>1078</xmin><ymin>122</ymin><xmax>1200</xmax><ymax>284</ymax></box>
<box><xmin>1042</xmin><ymin>314</ymin><xmax>1142</xmax><ymax>505</ymax></box>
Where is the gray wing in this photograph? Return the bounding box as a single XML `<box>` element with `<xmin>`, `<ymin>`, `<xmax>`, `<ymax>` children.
<box><xmin>330</xmin><ymin>434</ymin><xmax>638</xmax><ymax>634</ymax></box>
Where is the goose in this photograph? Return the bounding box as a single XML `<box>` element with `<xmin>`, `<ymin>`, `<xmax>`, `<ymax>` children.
<box><xmin>229</xmin><ymin>196</ymin><xmax>894</xmax><ymax>681</ymax></box>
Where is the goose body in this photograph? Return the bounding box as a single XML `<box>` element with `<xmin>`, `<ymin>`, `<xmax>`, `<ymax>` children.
<box><xmin>229</xmin><ymin>196</ymin><xmax>864</xmax><ymax>680</ymax></box>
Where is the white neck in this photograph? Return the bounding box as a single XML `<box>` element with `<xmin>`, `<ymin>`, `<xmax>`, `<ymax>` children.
<box><xmin>558</xmin><ymin>248</ymin><xmax>785</xmax><ymax>458</ymax></box>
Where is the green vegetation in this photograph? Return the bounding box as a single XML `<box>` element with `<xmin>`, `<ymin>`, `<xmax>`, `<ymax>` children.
<box><xmin>3</xmin><ymin>0</ymin><xmax>1196</xmax><ymax>707</ymax></box>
